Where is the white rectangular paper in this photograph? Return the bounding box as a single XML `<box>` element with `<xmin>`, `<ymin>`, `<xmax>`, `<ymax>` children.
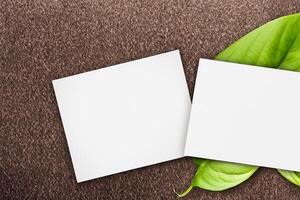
<box><xmin>185</xmin><ymin>59</ymin><xmax>300</xmax><ymax>171</ymax></box>
<box><xmin>53</xmin><ymin>50</ymin><xmax>191</xmax><ymax>182</ymax></box>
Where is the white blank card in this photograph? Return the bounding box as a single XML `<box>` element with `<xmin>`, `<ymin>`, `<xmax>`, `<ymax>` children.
<box><xmin>185</xmin><ymin>59</ymin><xmax>300</xmax><ymax>171</ymax></box>
<box><xmin>53</xmin><ymin>50</ymin><xmax>191</xmax><ymax>182</ymax></box>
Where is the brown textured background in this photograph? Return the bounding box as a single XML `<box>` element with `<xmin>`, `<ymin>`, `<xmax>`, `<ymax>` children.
<box><xmin>1</xmin><ymin>0</ymin><xmax>300</xmax><ymax>199</ymax></box>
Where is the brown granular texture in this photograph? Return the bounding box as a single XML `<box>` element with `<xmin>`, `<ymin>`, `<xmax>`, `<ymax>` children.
<box><xmin>1</xmin><ymin>0</ymin><xmax>300</xmax><ymax>199</ymax></box>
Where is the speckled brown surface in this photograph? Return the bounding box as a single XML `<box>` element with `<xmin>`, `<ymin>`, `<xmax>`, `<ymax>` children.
<box><xmin>1</xmin><ymin>0</ymin><xmax>300</xmax><ymax>199</ymax></box>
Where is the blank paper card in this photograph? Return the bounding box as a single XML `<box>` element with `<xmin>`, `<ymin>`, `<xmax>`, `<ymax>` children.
<box><xmin>53</xmin><ymin>50</ymin><xmax>191</xmax><ymax>182</ymax></box>
<box><xmin>185</xmin><ymin>59</ymin><xmax>300</xmax><ymax>172</ymax></box>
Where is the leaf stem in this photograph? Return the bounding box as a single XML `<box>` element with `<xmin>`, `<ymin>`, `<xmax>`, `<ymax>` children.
<box><xmin>174</xmin><ymin>185</ymin><xmax>193</xmax><ymax>198</ymax></box>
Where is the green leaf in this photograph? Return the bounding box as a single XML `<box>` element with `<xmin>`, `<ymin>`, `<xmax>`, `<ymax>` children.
<box><xmin>215</xmin><ymin>13</ymin><xmax>300</xmax><ymax>70</ymax></box>
<box><xmin>215</xmin><ymin>12</ymin><xmax>300</xmax><ymax>188</ymax></box>
<box><xmin>278</xmin><ymin>170</ymin><xmax>300</xmax><ymax>186</ymax></box>
<box><xmin>178</xmin><ymin>13</ymin><xmax>300</xmax><ymax>196</ymax></box>
<box><xmin>177</xmin><ymin>159</ymin><xmax>258</xmax><ymax>196</ymax></box>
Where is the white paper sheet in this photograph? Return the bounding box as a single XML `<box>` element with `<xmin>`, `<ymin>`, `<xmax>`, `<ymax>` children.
<box><xmin>53</xmin><ymin>50</ymin><xmax>191</xmax><ymax>182</ymax></box>
<box><xmin>185</xmin><ymin>59</ymin><xmax>300</xmax><ymax>171</ymax></box>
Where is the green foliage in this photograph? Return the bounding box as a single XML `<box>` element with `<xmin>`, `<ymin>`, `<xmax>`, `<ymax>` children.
<box><xmin>278</xmin><ymin>170</ymin><xmax>300</xmax><ymax>186</ymax></box>
<box><xmin>178</xmin><ymin>13</ymin><xmax>300</xmax><ymax>196</ymax></box>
